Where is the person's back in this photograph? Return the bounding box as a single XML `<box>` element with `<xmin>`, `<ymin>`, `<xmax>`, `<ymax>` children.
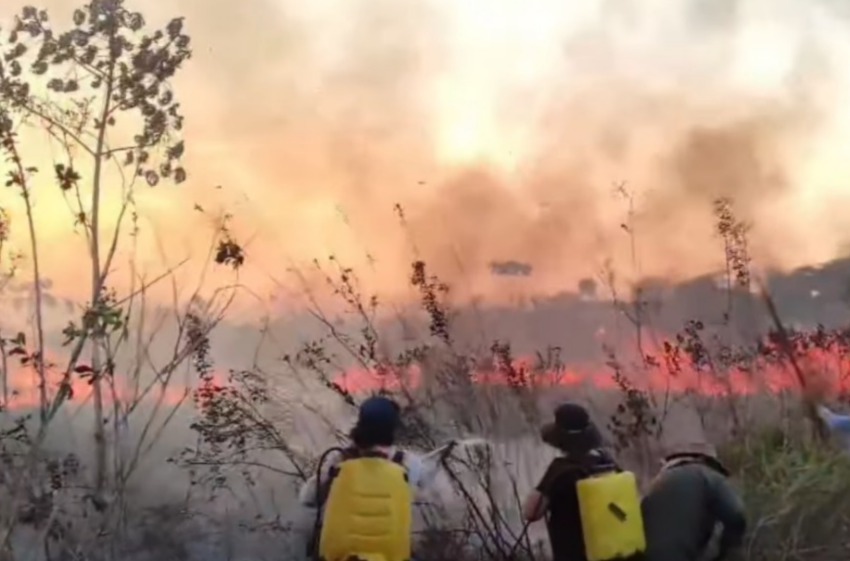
<box><xmin>299</xmin><ymin>445</ymin><xmax>434</xmax><ymax>508</ymax></box>
<box><xmin>642</xmin><ymin>445</ymin><xmax>746</xmax><ymax>561</ymax></box>
<box><xmin>319</xmin><ymin>448</ymin><xmax>412</xmax><ymax>561</ymax></box>
<box><xmin>300</xmin><ymin>396</ymin><xmax>451</xmax><ymax>561</ymax></box>
<box><xmin>523</xmin><ymin>403</ymin><xmax>622</xmax><ymax>561</ymax></box>
<box><xmin>540</xmin><ymin>453</ymin><xmax>619</xmax><ymax>561</ymax></box>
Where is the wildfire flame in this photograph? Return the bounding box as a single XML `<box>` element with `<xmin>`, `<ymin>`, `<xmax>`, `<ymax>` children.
<box><xmin>0</xmin><ymin>367</ymin><xmax>190</xmax><ymax>412</ymax></box>
<box><xmin>3</xmin><ymin>329</ymin><xmax>847</xmax><ymax>415</ymax></box>
<box><xmin>332</xmin><ymin>333</ymin><xmax>850</xmax><ymax>399</ymax></box>
<box><xmin>0</xmin><ymin>352</ymin><xmax>226</xmax><ymax>413</ymax></box>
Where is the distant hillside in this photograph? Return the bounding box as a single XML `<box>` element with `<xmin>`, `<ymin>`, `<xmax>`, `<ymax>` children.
<box><xmin>190</xmin><ymin>256</ymin><xmax>850</xmax><ymax>368</ymax></box>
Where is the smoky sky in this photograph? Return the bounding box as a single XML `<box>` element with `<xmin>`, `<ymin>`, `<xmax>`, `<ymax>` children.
<box><xmin>6</xmin><ymin>0</ymin><xmax>850</xmax><ymax>310</ymax></box>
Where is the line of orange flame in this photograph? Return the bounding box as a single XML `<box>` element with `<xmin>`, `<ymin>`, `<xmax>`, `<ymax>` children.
<box><xmin>1</xmin><ymin>357</ymin><xmax>228</xmax><ymax>412</ymax></box>
<box><xmin>332</xmin><ymin>345</ymin><xmax>849</xmax><ymax>398</ymax></box>
<box><xmin>4</xmin><ymin>339</ymin><xmax>846</xmax><ymax>413</ymax></box>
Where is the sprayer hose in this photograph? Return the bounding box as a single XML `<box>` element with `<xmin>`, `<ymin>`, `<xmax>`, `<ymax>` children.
<box><xmin>309</xmin><ymin>446</ymin><xmax>347</xmax><ymax>560</ymax></box>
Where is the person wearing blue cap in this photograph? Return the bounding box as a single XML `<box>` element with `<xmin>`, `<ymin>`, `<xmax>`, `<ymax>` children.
<box><xmin>300</xmin><ymin>396</ymin><xmax>452</xmax><ymax>561</ymax></box>
<box><xmin>299</xmin><ymin>396</ymin><xmax>448</xmax><ymax>506</ymax></box>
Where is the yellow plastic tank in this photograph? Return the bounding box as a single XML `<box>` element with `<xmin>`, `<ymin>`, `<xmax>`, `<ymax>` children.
<box><xmin>319</xmin><ymin>457</ymin><xmax>412</xmax><ymax>561</ymax></box>
<box><xmin>576</xmin><ymin>470</ymin><xmax>646</xmax><ymax>561</ymax></box>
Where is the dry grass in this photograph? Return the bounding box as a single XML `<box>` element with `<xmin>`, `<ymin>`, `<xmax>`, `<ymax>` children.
<box><xmin>0</xmin><ymin>230</ymin><xmax>845</xmax><ymax>561</ymax></box>
<box><xmin>177</xmin><ymin>253</ymin><xmax>850</xmax><ymax>561</ymax></box>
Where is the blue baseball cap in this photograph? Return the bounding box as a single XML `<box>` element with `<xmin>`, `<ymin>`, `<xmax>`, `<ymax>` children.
<box><xmin>357</xmin><ymin>396</ymin><xmax>401</xmax><ymax>429</ymax></box>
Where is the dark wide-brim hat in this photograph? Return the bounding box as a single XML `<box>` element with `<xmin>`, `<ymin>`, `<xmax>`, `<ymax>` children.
<box><xmin>663</xmin><ymin>441</ymin><xmax>730</xmax><ymax>477</ymax></box>
<box><xmin>541</xmin><ymin>402</ymin><xmax>603</xmax><ymax>454</ymax></box>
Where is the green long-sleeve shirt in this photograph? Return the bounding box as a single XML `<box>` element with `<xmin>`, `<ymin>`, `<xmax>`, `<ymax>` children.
<box><xmin>641</xmin><ymin>461</ymin><xmax>747</xmax><ymax>561</ymax></box>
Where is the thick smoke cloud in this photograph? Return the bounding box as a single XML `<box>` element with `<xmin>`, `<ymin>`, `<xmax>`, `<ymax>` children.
<box><xmin>171</xmin><ymin>0</ymin><xmax>850</xmax><ymax>305</ymax></box>
<box><xmin>6</xmin><ymin>0</ymin><xmax>850</xmax><ymax>310</ymax></box>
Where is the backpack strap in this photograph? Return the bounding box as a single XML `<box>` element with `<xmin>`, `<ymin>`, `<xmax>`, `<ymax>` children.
<box><xmin>318</xmin><ymin>447</ymin><xmax>358</xmax><ymax>506</ymax></box>
<box><xmin>345</xmin><ymin>448</ymin><xmax>408</xmax><ymax>479</ymax></box>
<box><xmin>390</xmin><ymin>450</ymin><xmax>409</xmax><ymax>483</ymax></box>
<box><xmin>391</xmin><ymin>450</ymin><xmax>405</xmax><ymax>465</ymax></box>
<box><xmin>570</xmin><ymin>449</ymin><xmax>618</xmax><ymax>479</ymax></box>
<box><xmin>344</xmin><ymin>448</ymin><xmax>405</xmax><ymax>464</ymax></box>
<box><xmin>357</xmin><ymin>449</ymin><xmax>388</xmax><ymax>459</ymax></box>
<box><xmin>324</xmin><ymin>448</ymin><xmax>408</xmax><ymax>491</ymax></box>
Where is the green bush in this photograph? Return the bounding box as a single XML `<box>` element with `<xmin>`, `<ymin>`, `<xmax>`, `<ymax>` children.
<box><xmin>723</xmin><ymin>428</ymin><xmax>850</xmax><ymax>561</ymax></box>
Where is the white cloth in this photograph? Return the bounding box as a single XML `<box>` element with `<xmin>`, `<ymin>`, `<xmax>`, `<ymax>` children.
<box><xmin>298</xmin><ymin>446</ymin><xmax>441</xmax><ymax>507</ymax></box>
<box><xmin>817</xmin><ymin>404</ymin><xmax>850</xmax><ymax>450</ymax></box>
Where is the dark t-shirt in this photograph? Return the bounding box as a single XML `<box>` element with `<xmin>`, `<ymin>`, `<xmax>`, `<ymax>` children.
<box><xmin>535</xmin><ymin>451</ymin><xmax>619</xmax><ymax>561</ymax></box>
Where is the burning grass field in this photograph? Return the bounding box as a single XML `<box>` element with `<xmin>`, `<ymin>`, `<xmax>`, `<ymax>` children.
<box><xmin>0</xmin><ymin>265</ymin><xmax>848</xmax><ymax>561</ymax></box>
<box><xmin>0</xmin><ymin>249</ymin><xmax>848</xmax><ymax>561</ymax></box>
<box><xmin>262</xmin><ymin>361</ymin><xmax>850</xmax><ymax>561</ymax></box>
<box><xmin>179</xmin><ymin>258</ymin><xmax>850</xmax><ymax>561</ymax></box>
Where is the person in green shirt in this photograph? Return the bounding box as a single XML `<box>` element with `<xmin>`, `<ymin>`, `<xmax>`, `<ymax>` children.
<box><xmin>641</xmin><ymin>442</ymin><xmax>747</xmax><ymax>561</ymax></box>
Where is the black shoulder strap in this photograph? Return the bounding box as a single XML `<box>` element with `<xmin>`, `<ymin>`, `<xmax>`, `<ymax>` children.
<box><xmin>357</xmin><ymin>449</ymin><xmax>386</xmax><ymax>459</ymax></box>
<box><xmin>594</xmin><ymin>449</ymin><xmax>620</xmax><ymax>474</ymax></box>
<box><xmin>328</xmin><ymin>448</ymin><xmax>405</xmax><ymax>465</ymax></box>
<box><xmin>342</xmin><ymin>446</ymin><xmax>360</xmax><ymax>459</ymax></box>
<box><xmin>328</xmin><ymin>447</ymin><xmax>357</xmax><ymax>473</ymax></box>
<box><xmin>319</xmin><ymin>447</ymin><xmax>358</xmax><ymax>505</ymax></box>
<box><xmin>391</xmin><ymin>450</ymin><xmax>409</xmax><ymax>483</ymax></box>
<box><xmin>347</xmin><ymin>448</ymin><xmax>405</xmax><ymax>465</ymax></box>
<box><xmin>571</xmin><ymin>450</ymin><xmax>617</xmax><ymax>479</ymax></box>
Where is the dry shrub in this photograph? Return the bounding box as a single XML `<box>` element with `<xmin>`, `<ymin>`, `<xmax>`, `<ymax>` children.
<box><xmin>125</xmin><ymin>198</ymin><xmax>850</xmax><ymax>560</ymax></box>
<box><xmin>183</xmin><ymin>245</ymin><xmax>850</xmax><ymax>561</ymax></box>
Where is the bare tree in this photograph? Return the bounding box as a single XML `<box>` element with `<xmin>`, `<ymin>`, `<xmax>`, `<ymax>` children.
<box><xmin>1</xmin><ymin>0</ymin><xmax>191</xmax><ymax>494</ymax></box>
<box><xmin>0</xmin><ymin>2</ymin><xmax>247</xmax><ymax>557</ymax></box>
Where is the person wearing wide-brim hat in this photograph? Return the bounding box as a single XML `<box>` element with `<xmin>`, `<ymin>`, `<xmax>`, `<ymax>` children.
<box><xmin>642</xmin><ymin>441</ymin><xmax>746</xmax><ymax>561</ymax></box>
<box><xmin>539</xmin><ymin>401</ymin><xmax>608</xmax><ymax>455</ymax></box>
<box><xmin>523</xmin><ymin>403</ymin><xmax>619</xmax><ymax>561</ymax></box>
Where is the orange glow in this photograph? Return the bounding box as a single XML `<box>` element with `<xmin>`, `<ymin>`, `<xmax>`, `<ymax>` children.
<box><xmin>332</xmin><ymin>337</ymin><xmax>850</xmax><ymax>398</ymax></box>
<box><xmin>1</xmin><ymin>353</ymin><xmax>228</xmax><ymax>413</ymax></box>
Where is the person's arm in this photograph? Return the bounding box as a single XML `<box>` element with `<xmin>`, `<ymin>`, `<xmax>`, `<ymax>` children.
<box><xmin>404</xmin><ymin>453</ymin><xmax>436</xmax><ymax>492</ymax></box>
<box><xmin>522</xmin><ymin>490</ymin><xmax>549</xmax><ymax>522</ymax></box>
<box><xmin>407</xmin><ymin>441</ymin><xmax>459</xmax><ymax>491</ymax></box>
<box><xmin>705</xmin><ymin>472</ymin><xmax>747</xmax><ymax>559</ymax></box>
<box><xmin>523</xmin><ymin>461</ymin><xmax>559</xmax><ymax>522</ymax></box>
<box><xmin>417</xmin><ymin>460</ymin><xmax>442</xmax><ymax>490</ymax></box>
<box><xmin>298</xmin><ymin>451</ymin><xmax>342</xmax><ymax>507</ymax></box>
